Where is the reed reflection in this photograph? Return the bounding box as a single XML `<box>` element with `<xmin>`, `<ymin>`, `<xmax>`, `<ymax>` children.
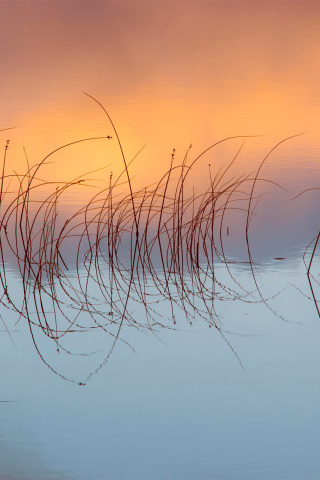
<box><xmin>0</xmin><ymin>97</ymin><xmax>319</xmax><ymax>384</ymax></box>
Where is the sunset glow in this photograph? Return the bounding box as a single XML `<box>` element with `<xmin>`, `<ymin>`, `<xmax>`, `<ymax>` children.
<box><xmin>1</xmin><ymin>3</ymin><xmax>320</xmax><ymax>480</ymax></box>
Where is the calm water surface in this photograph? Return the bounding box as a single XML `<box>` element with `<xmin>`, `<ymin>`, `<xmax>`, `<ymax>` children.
<box><xmin>1</xmin><ymin>261</ymin><xmax>320</xmax><ymax>480</ymax></box>
<box><xmin>1</xmin><ymin>1</ymin><xmax>320</xmax><ymax>479</ymax></box>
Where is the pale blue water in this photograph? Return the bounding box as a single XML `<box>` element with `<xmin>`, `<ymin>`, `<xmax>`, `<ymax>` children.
<box><xmin>1</xmin><ymin>259</ymin><xmax>320</xmax><ymax>480</ymax></box>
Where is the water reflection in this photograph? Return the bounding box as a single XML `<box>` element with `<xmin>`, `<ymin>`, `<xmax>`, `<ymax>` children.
<box><xmin>1</xmin><ymin>0</ymin><xmax>320</xmax><ymax>184</ymax></box>
<box><xmin>0</xmin><ymin>96</ymin><xmax>319</xmax><ymax>478</ymax></box>
<box><xmin>1</xmin><ymin>263</ymin><xmax>320</xmax><ymax>480</ymax></box>
<box><xmin>1</xmin><ymin>109</ymin><xmax>319</xmax><ymax>385</ymax></box>
<box><xmin>1</xmin><ymin>1</ymin><xmax>320</xmax><ymax>478</ymax></box>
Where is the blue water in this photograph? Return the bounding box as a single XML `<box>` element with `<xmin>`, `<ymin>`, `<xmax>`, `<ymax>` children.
<box><xmin>1</xmin><ymin>259</ymin><xmax>319</xmax><ymax>480</ymax></box>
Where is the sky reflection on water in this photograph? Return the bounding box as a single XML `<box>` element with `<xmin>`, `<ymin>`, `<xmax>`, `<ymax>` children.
<box><xmin>1</xmin><ymin>0</ymin><xmax>320</xmax><ymax>189</ymax></box>
<box><xmin>1</xmin><ymin>260</ymin><xmax>320</xmax><ymax>480</ymax></box>
<box><xmin>1</xmin><ymin>1</ymin><xmax>320</xmax><ymax>479</ymax></box>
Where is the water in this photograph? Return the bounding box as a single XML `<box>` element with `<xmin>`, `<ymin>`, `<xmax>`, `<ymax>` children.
<box><xmin>1</xmin><ymin>258</ymin><xmax>320</xmax><ymax>480</ymax></box>
<box><xmin>1</xmin><ymin>1</ymin><xmax>320</xmax><ymax>479</ymax></box>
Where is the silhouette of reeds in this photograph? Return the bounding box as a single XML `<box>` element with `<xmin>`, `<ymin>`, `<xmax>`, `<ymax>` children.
<box><xmin>0</xmin><ymin>98</ymin><xmax>317</xmax><ymax>384</ymax></box>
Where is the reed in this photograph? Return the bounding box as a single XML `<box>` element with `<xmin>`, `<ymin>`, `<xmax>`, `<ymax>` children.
<box><xmin>0</xmin><ymin>98</ymin><xmax>317</xmax><ymax>384</ymax></box>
